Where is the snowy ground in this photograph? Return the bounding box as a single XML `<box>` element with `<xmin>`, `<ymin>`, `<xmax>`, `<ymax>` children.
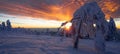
<box><xmin>0</xmin><ymin>32</ymin><xmax>120</xmax><ymax>54</ymax></box>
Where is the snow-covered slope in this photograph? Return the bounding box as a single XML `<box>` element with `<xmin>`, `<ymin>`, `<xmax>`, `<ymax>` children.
<box><xmin>0</xmin><ymin>33</ymin><xmax>120</xmax><ymax>54</ymax></box>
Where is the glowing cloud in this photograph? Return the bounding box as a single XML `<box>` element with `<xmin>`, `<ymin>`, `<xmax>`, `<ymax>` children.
<box><xmin>0</xmin><ymin>0</ymin><xmax>120</xmax><ymax>21</ymax></box>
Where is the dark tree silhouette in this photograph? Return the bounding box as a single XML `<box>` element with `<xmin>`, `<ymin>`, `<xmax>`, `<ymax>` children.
<box><xmin>107</xmin><ymin>17</ymin><xmax>116</xmax><ymax>41</ymax></box>
<box><xmin>6</xmin><ymin>20</ymin><xmax>12</xmax><ymax>30</ymax></box>
<box><xmin>2</xmin><ymin>22</ymin><xmax>6</xmax><ymax>30</ymax></box>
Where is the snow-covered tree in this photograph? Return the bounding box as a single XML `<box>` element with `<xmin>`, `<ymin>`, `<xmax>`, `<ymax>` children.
<box><xmin>2</xmin><ymin>22</ymin><xmax>6</xmax><ymax>30</ymax></box>
<box><xmin>71</xmin><ymin>1</ymin><xmax>108</xmax><ymax>49</ymax></box>
<box><xmin>6</xmin><ymin>20</ymin><xmax>12</xmax><ymax>30</ymax></box>
<box><xmin>107</xmin><ymin>17</ymin><xmax>117</xmax><ymax>41</ymax></box>
<box><xmin>94</xmin><ymin>16</ymin><xmax>107</xmax><ymax>54</ymax></box>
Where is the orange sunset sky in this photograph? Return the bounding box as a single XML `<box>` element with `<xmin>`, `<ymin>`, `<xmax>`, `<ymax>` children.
<box><xmin>0</xmin><ymin>0</ymin><xmax>120</xmax><ymax>28</ymax></box>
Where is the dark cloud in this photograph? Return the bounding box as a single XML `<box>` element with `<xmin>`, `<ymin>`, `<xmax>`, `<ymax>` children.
<box><xmin>0</xmin><ymin>0</ymin><xmax>120</xmax><ymax>21</ymax></box>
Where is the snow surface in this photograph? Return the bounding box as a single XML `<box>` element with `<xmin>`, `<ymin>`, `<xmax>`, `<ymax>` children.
<box><xmin>0</xmin><ymin>32</ymin><xmax>120</xmax><ymax>54</ymax></box>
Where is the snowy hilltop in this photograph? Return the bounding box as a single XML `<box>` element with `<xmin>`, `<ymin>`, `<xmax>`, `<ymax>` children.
<box><xmin>0</xmin><ymin>33</ymin><xmax>120</xmax><ymax>54</ymax></box>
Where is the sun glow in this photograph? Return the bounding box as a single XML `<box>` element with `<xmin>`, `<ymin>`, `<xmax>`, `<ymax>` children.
<box><xmin>64</xmin><ymin>22</ymin><xmax>72</xmax><ymax>31</ymax></box>
<box><xmin>93</xmin><ymin>23</ymin><xmax>96</xmax><ymax>27</ymax></box>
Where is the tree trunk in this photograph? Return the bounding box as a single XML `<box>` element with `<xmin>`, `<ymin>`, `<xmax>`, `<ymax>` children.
<box><xmin>74</xmin><ymin>36</ymin><xmax>79</xmax><ymax>49</ymax></box>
